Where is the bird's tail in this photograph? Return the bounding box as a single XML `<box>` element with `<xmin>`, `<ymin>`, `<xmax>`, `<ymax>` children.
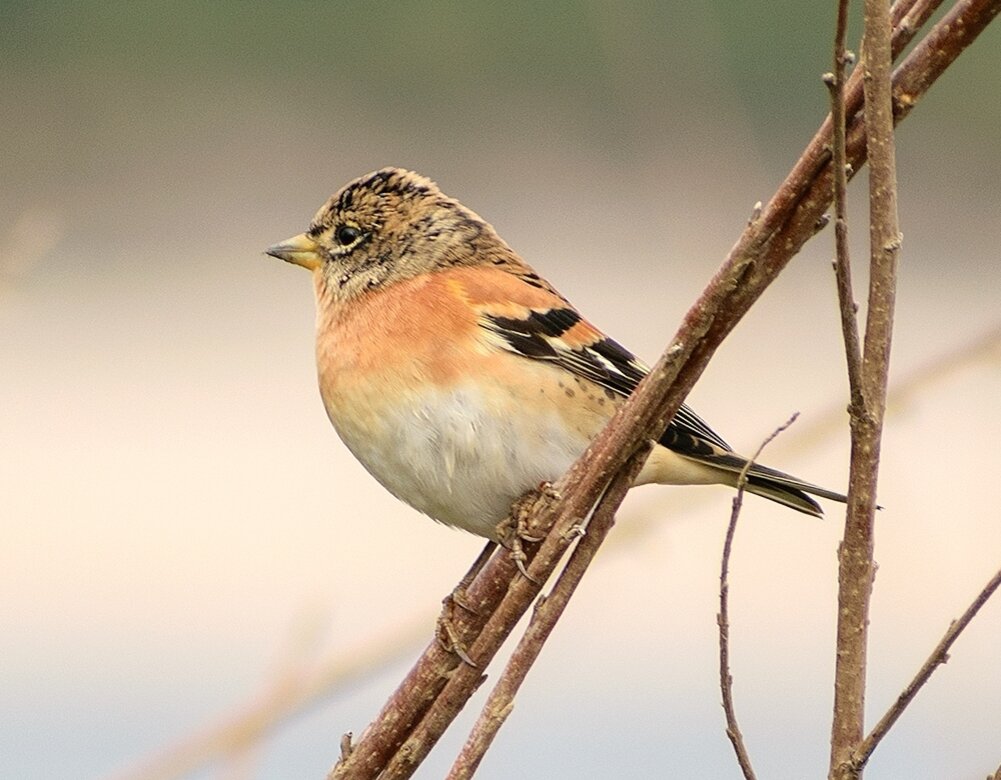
<box><xmin>690</xmin><ymin>452</ymin><xmax>847</xmax><ymax>518</ymax></box>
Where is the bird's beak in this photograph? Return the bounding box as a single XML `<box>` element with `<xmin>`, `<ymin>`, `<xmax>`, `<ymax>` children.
<box><xmin>265</xmin><ymin>233</ymin><xmax>323</xmax><ymax>271</ymax></box>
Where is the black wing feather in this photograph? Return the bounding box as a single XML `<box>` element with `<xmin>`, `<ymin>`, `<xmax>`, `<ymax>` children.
<box><xmin>482</xmin><ymin>308</ymin><xmax>732</xmax><ymax>452</ymax></box>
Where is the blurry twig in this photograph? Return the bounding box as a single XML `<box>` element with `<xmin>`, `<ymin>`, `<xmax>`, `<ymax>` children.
<box><xmin>110</xmin><ymin>617</ymin><xmax>430</xmax><ymax>780</ymax></box>
<box><xmin>718</xmin><ymin>414</ymin><xmax>798</xmax><ymax>780</ymax></box>
<box><xmin>801</xmin><ymin>324</ymin><xmax>1001</xmax><ymax>451</ymax></box>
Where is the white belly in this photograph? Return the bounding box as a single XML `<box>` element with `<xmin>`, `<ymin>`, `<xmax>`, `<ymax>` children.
<box><xmin>327</xmin><ymin>382</ymin><xmax>590</xmax><ymax>539</ymax></box>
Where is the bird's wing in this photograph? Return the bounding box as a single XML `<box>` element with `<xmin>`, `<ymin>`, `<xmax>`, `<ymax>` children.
<box><xmin>453</xmin><ymin>264</ymin><xmax>845</xmax><ymax>515</ymax></box>
<box><xmin>460</xmin><ymin>266</ymin><xmax>733</xmax><ymax>453</ymax></box>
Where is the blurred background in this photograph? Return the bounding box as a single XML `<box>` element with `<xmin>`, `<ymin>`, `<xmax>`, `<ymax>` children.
<box><xmin>2</xmin><ymin>2</ymin><xmax>1000</xmax><ymax>778</ymax></box>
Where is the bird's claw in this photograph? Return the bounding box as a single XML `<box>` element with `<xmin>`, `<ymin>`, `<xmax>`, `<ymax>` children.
<box><xmin>437</xmin><ymin>596</ymin><xmax>478</xmax><ymax>667</ymax></box>
<box><xmin>508</xmin><ymin>539</ymin><xmax>540</xmax><ymax>584</ymax></box>
<box><xmin>562</xmin><ymin>522</ymin><xmax>586</xmax><ymax>541</ymax></box>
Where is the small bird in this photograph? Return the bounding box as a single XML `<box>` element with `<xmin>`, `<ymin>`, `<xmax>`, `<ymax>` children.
<box><xmin>266</xmin><ymin>168</ymin><xmax>845</xmax><ymax>540</ymax></box>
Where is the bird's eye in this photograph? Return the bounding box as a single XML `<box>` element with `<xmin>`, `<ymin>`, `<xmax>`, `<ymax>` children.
<box><xmin>335</xmin><ymin>225</ymin><xmax>363</xmax><ymax>247</ymax></box>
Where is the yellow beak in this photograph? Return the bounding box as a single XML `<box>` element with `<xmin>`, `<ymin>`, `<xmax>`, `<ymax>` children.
<box><xmin>265</xmin><ymin>233</ymin><xmax>323</xmax><ymax>271</ymax></box>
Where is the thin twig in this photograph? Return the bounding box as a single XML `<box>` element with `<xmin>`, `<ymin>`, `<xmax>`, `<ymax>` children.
<box><xmin>445</xmin><ymin>444</ymin><xmax>652</xmax><ymax>780</ymax></box>
<box><xmin>723</xmin><ymin>0</ymin><xmax>933</xmax><ymax>290</ymax></box>
<box><xmin>830</xmin><ymin>0</ymin><xmax>902</xmax><ymax>776</ymax></box>
<box><xmin>718</xmin><ymin>413</ymin><xmax>799</xmax><ymax>780</ymax></box>
<box><xmin>826</xmin><ymin>0</ymin><xmax>866</xmax><ymax>410</ymax></box>
<box><xmin>852</xmin><ymin>565</ymin><xmax>1001</xmax><ymax>771</ymax></box>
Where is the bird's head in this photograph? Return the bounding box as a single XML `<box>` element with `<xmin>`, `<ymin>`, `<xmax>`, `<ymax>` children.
<box><xmin>266</xmin><ymin>167</ymin><xmax>514</xmax><ymax>303</ymax></box>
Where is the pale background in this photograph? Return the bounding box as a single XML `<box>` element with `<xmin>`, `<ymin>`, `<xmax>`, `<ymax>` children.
<box><xmin>2</xmin><ymin>3</ymin><xmax>1000</xmax><ymax>779</ymax></box>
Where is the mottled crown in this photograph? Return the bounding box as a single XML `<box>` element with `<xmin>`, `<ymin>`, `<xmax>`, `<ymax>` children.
<box><xmin>306</xmin><ymin>167</ymin><xmax>528</xmax><ymax>302</ymax></box>
<box><xmin>308</xmin><ymin>168</ymin><xmax>439</xmax><ymax>234</ymax></box>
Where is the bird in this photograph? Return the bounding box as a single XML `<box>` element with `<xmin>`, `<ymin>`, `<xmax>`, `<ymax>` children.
<box><xmin>266</xmin><ymin>167</ymin><xmax>846</xmax><ymax>540</ymax></box>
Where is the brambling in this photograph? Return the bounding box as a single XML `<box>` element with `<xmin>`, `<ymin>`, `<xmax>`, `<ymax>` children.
<box><xmin>266</xmin><ymin>168</ymin><xmax>846</xmax><ymax>540</ymax></box>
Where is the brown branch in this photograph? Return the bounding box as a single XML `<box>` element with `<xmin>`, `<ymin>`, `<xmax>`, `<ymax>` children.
<box><xmin>892</xmin><ymin>0</ymin><xmax>1001</xmax><ymax>124</ymax></box>
<box><xmin>444</xmin><ymin>444</ymin><xmax>652</xmax><ymax>780</ymax></box>
<box><xmin>718</xmin><ymin>507</ymin><xmax>755</xmax><ymax>780</ymax></box>
<box><xmin>891</xmin><ymin>0</ymin><xmax>946</xmax><ymax>45</ymax></box>
<box><xmin>325</xmin><ymin>532</ymin><xmax>534</xmax><ymax>779</ymax></box>
<box><xmin>327</xmin><ymin>5</ymin><xmax>1001</xmax><ymax>777</ymax></box>
<box><xmin>718</xmin><ymin>414</ymin><xmax>799</xmax><ymax>780</ymax></box>
<box><xmin>852</xmin><ymin>565</ymin><xmax>1001</xmax><ymax>771</ymax></box>
<box><xmin>830</xmin><ymin>0</ymin><xmax>902</xmax><ymax>776</ymax></box>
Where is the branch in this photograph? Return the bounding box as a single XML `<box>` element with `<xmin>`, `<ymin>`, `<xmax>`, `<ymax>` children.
<box><xmin>829</xmin><ymin>0</ymin><xmax>901</xmax><ymax>775</ymax></box>
<box><xmin>829</xmin><ymin>0</ymin><xmax>905</xmax><ymax>775</ymax></box>
<box><xmin>853</xmin><ymin>565</ymin><xmax>1001</xmax><ymax>770</ymax></box>
<box><xmin>726</xmin><ymin>0</ymin><xmax>999</xmax><ymax>329</ymax></box>
<box><xmin>718</xmin><ymin>414</ymin><xmax>799</xmax><ymax>780</ymax></box>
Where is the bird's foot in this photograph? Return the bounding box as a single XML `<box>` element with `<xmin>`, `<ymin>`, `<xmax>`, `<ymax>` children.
<box><xmin>435</xmin><ymin>540</ymin><xmax>499</xmax><ymax>667</ymax></box>
<box><xmin>436</xmin><ymin>595</ymin><xmax>477</xmax><ymax>667</ymax></box>
<box><xmin>495</xmin><ymin>482</ymin><xmax>560</xmax><ymax>583</ymax></box>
